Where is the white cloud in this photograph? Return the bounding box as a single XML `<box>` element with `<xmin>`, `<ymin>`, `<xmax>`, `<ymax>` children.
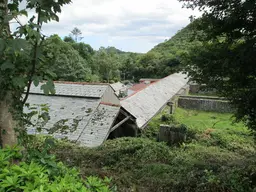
<box><xmin>12</xmin><ymin>0</ymin><xmax>201</xmax><ymax>52</ymax></box>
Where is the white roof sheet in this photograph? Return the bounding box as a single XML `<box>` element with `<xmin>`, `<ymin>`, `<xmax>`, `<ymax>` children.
<box><xmin>121</xmin><ymin>73</ymin><xmax>189</xmax><ymax>128</ymax></box>
<box><xmin>29</xmin><ymin>83</ymin><xmax>108</xmax><ymax>98</ymax></box>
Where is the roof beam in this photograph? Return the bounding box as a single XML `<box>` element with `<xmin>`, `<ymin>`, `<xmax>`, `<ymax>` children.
<box><xmin>110</xmin><ymin>116</ymin><xmax>130</xmax><ymax>132</ymax></box>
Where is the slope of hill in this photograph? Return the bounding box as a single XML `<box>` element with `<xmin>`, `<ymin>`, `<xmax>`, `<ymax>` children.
<box><xmin>131</xmin><ymin>22</ymin><xmax>201</xmax><ymax>80</ymax></box>
<box><xmin>150</xmin><ymin>22</ymin><xmax>198</xmax><ymax>54</ymax></box>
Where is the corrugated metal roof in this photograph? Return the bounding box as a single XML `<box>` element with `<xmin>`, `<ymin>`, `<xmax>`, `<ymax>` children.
<box><xmin>29</xmin><ymin>83</ymin><xmax>108</xmax><ymax>98</ymax></box>
<box><xmin>121</xmin><ymin>73</ymin><xmax>189</xmax><ymax>128</ymax></box>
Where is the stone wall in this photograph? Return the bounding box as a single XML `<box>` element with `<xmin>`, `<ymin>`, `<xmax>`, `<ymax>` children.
<box><xmin>167</xmin><ymin>84</ymin><xmax>190</xmax><ymax>114</ymax></box>
<box><xmin>178</xmin><ymin>96</ymin><xmax>234</xmax><ymax>113</ymax></box>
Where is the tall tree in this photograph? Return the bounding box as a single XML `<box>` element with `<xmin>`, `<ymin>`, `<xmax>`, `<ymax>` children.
<box><xmin>0</xmin><ymin>0</ymin><xmax>17</xmax><ymax>147</ymax></box>
<box><xmin>43</xmin><ymin>35</ymin><xmax>92</xmax><ymax>82</ymax></box>
<box><xmin>179</xmin><ymin>0</ymin><xmax>256</xmax><ymax>130</ymax></box>
<box><xmin>93</xmin><ymin>48</ymin><xmax>121</xmax><ymax>82</ymax></box>
<box><xmin>70</xmin><ymin>27</ymin><xmax>83</xmax><ymax>42</ymax></box>
<box><xmin>0</xmin><ymin>0</ymin><xmax>71</xmax><ymax>147</ymax></box>
<box><xmin>63</xmin><ymin>36</ymin><xmax>75</xmax><ymax>43</ymax></box>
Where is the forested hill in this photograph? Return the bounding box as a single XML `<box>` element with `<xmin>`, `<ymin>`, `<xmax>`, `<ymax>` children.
<box><xmin>39</xmin><ymin>23</ymin><xmax>197</xmax><ymax>83</ymax></box>
<box><xmin>134</xmin><ymin>22</ymin><xmax>200</xmax><ymax>79</ymax></box>
<box><xmin>149</xmin><ymin>22</ymin><xmax>198</xmax><ymax>54</ymax></box>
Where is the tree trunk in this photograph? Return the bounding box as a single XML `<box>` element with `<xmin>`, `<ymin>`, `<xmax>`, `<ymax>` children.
<box><xmin>0</xmin><ymin>0</ymin><xmax>17</xmax><ymax>147</ymax></box>
<box><xmin>0</xmin><ymin>93</ymin><xmax>17</xmax><ymax>147</ymax></box>
<box><xmin>0</xmin><ymin>0</ymin><xmax>9</xmax><ymax>37</ymax></box>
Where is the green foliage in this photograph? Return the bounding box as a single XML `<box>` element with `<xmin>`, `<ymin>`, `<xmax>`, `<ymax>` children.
<box><xmin>92</xmin><ymin>47</ymin><xmax>121</xmax><ymax>82</ymax></box>
<box><xmin>161</xmin><ymin>114</ymin><xmax>177</xmax><ymax>123</ymax></box>
<box><xmin>0</xmin><ymin>0</ymin><xmax>72</xmax><ymax>96</ymax></box>
<box><xmin>173</xmin><ymin>108</ymin><xmax>255</xmax><ymax>154</ymax></box>
<box><xmin>42</xmin><ymin>34</ymin><xmax>92</xmax><ymax>82</ymax></box>
<box><xmin>49</xmin><ymin>107</ymin><xmax>256</xmax><ymax>191</ymax></box>
<box><xmin>178</xmin><ymin>0</ymin><xmax>256</xmax><ymax>131</ymax></box>
<box><xmin>137</xmin><ymin>22</ymin><xmax>202</xmax><ymax>79</ymax></box>
<box><xmin>142</xmin><ymin>108</ymin><xmax>177</xmax><ymax>140</ymax></box>
<box><xmin>0</xmin><ymin>0</ymin><xmax>72</xmax><ymax>147</ymax></box>
<box><xmin>0</xmin><ymin>146</ymin><xmax>114</xmax><ymax>192</ymax></box>
<box><xmin>52</xmin><ymin>136</ymin><xmax>256</xmax><ymax>192</ymax></box>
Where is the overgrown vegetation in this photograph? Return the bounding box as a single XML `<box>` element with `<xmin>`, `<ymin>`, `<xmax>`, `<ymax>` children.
<box><xmin>49</xmin><ymin>108</ymin><xmax>256</xmax><ymax>192</ymax></box>
<box><xmin>179</xmin><ymin>0</ymin><xmax>256</xmax><ymax>131</ymax></box>
<box><xmin>0</xmin><ymin>144</ymin><xmax>115</xmax><ymax>191</ymax></box>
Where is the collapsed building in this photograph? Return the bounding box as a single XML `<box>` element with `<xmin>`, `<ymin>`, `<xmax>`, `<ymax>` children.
<box><xmin>24</xmin><ymin>73</ymin><xmax>188</xmax><ymax>147</ymax></box>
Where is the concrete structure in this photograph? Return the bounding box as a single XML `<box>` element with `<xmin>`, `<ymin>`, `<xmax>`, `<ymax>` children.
<box><xmin>121</xmin><ymin>73</ymin><xmax>189</xmax><ymax>129</ymax></box>
<box><xmin>24</xmin><ymin>82</ymin><xmax>134</xmax><ymax>147</ymax></box>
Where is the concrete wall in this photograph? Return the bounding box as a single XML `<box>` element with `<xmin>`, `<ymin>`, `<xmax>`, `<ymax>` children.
<box><xmin>178</xmin><ymin>96</ymin><xmax>234</xmax><ymax>113</ymax></box>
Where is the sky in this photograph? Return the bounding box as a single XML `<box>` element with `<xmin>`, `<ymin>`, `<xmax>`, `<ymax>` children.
<box><xmin>17</xmin><ymin>0</ymin><xmax>201</xmax><ymax>53</ymax></box>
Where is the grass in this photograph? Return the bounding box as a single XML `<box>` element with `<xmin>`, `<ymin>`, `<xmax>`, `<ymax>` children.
<box><xmin>50</xmin><ymin>107</ymin><xmax>256</xmax><ymax>192</ymax></box>
<box><xmin>173</xmin><ymin>108</ymin><xmax>255</xmax><ymax>154</ymax></box>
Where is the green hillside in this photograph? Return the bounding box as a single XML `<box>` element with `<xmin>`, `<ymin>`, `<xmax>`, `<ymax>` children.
<box><xmin>150</xmin><ymin>22</ymin><xmax>200</xmax><ymax>54</ymax></box>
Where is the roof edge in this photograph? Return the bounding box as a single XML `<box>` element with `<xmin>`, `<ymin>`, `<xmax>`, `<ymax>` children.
<box><xmin>53</xmin><ymin>81</ymin><xmax>110</xmax><ymax>85</ymax></box>
<box><xmin>27</xmin><ymin>92</ymin><xmax>102</xmax><ymax>99</ymax></box>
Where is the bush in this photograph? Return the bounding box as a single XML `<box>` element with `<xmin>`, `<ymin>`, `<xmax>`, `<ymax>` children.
<box><xmin>0</xmin><ymin>145</ymin><xmax>115</xmax><ymax>192</ymax></box>
<box><xmin>161</xmin><ymin>114</ymin><xmax>176</xmax><ymax>123</ymax></box>
<box><xmin>51</xmin><ymin>137</ymin><xmax>256</xmax><ymax>192</ymax></box>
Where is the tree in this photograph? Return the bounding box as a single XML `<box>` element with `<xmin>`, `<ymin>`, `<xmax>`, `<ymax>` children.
<box><xmin>63</xmin><ymin>36</ymin><xmax>75</xmax><ymax>43</ymax></box>
<box><xmin>120</xmin><ymin>53</ymin><xmax>138</xmax><ymax>80</ymax></box>
<box><xmin>0</xmin><ymin>0</ymin><xmax>71</xmax><ymax>147</ymax></box>
<box><xmin>70</xmin><ymin>27</ymin><xmax>83</xmax><ymax>42</ymax></box>
<box><xmin>71</xmin><ymin>42</ymin><xmax>94</xmax><ymax>63</ymax></box>
<box><xmin>42</xmin><ymin>35</ymin><xmax>92</xmax><ymax>82</ymax></box>
<box><xmin>92</xmin><ymin>48</ymin><xmax>121</xmax><ymax>82</ymax></box>
<box><xmin>179</xmin><ymin>0</ymin><xmax>256</xmax><ymax>130</ymax></box>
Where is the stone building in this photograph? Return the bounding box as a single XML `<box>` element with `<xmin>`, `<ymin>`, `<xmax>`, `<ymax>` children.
<box><xmin>24</xmin><ymin>82</ymin><xmax>135</xmax><ymax>147</ymax></box>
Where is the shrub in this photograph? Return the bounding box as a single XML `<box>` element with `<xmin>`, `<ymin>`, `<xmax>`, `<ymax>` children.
<box><xmin>51</xmin><ymin>137</ymin><xmax>256</xmax><ymax>192</ymax></box>
<box><xmin>0</xmin><ymin>145</ymin><xmax>115</xmax><ymax>192</ymax></box>
<box><xmin>161</xmin><ymin>114</ymin><xmax>176</xmax><ymax>123</ymax></box>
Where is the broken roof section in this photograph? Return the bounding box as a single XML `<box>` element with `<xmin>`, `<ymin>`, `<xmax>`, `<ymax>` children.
<box><xmin>25</xmin><ymin>82</ymin><xmax>120</xmax><ymax>147</ymax></box>
<box><xmin>110</xmin><ymin>82</ymin><xmax>127</xmax><ymax>96</ymax></box>
<box><xmin>121</xmin><ymin>73</ymin><xmax>189</xmax><ymax>129</ymax></box>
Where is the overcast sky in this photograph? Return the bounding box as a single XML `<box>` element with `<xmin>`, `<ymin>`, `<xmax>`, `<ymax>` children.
<box><xmin>18</xmin><ymin>0</ymin><xmax>201</xmax><ymax>53</ymax></box>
